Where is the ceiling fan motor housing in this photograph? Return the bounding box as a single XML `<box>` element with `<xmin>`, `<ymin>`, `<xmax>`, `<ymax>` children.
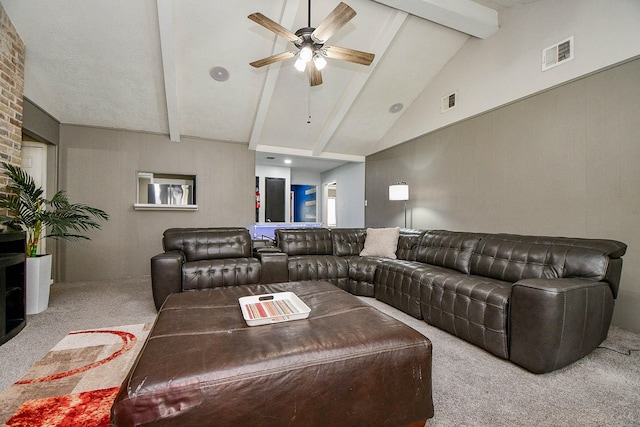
<box><xmin>294</xmin><ymin>27</ymin><xmax>324</xmax><ymax>49</ymax></box>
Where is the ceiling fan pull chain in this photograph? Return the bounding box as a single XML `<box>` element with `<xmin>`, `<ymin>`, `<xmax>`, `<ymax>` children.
<box><xmin>307</xmin><ymin>87</ymin><xmax>312</xmax><ymax>124</ymax></box>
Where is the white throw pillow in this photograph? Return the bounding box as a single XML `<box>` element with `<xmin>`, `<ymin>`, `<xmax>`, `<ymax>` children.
<box><xmin>359</xmin><ymin>227</ymin><xmax>400</xmax><ymax>259</ymax></box>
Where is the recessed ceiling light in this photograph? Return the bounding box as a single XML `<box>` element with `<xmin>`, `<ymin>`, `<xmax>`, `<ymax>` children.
<box><xmin>209</xmin><ymin>66</ymin><xmax>229</xmax><ymax>82</ymax></box>
<box><xmin>284</xmin><ymin>159</ymin><xmax>292</xmax><ymax>164</ymax></box>
<box><xmin>389</xmin><ymin>103</ymin><xmax>403</xmax><ymax>113</ymax></box>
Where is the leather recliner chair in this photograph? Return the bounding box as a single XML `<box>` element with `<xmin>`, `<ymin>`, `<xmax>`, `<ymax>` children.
<box><xmin>150</xmin><ymin>228</ymin><xmax>261</xmax><ymax>310</ymax></box>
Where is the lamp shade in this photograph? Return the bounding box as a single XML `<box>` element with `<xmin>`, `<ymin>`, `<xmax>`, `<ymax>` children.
<box><xmin>299</xmin><ymin>45</ymin><xmax>313</xmax><ymax>62</ymax></box>
<box><xmin>389</xmin><ymin>183</ymin><xmax>409</xmax><ymax>201</ymax></box>
<box><xmin>314</xmin><ymin>55</ymin><xmax>327</xmax><ymax>70</ymax></box>
<box><xmin>294</xmin><ymin>57</ymin><xmax>306</xmax><ymax>72</ymax></box>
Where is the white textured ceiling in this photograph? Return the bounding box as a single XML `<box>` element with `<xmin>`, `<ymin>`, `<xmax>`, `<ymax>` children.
<box><xmin>2</xmin><ymin>0</ymin><xmax>528</xmax><ymax>172</ymax></box>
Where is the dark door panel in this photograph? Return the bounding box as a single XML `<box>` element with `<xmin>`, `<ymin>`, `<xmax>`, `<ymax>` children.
<box><xmin>265</xmin><ymin>177</ymin><xmax>285</xmax><ymax>222</ymax></box>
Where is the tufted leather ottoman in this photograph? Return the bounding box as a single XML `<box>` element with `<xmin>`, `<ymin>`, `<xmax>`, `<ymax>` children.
<box><xmin>111</xmin><ymin>281</ymin><xmax>433</xmax><ymax>426</ymax></box>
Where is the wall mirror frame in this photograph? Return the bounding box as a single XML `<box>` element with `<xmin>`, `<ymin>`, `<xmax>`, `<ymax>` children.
<box><xmin>134</xmin><ymin>171</ymin><xmax>198</xmax><ymax>211</ymax></box>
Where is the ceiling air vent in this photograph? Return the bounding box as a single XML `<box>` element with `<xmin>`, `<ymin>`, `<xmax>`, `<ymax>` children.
<box><xmin>542</xmin><ymin>36</ymin><xmax>574</xmax><ymax>71</ymax></box>
<box><xmin>441</xmin><ymin>91</ymin><xmax>457</xmax><ymax>113</ymax></box>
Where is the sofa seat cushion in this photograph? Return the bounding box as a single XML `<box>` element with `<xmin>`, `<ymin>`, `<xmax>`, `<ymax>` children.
<box><xmin>287</xmin><ymin>255</ymin><xmax>349</xmax><ymax>290</ymax></box>
<box><xmin>374</xmin><ymin>260</ymin><xmax>451</xmax><ymax>319</ymax></box>
<box><xmin>343</xmin><ymin>256</ymin><xmax>383</xmax><ymax>297</ymax></box>
<box><xmin>420</xmin><ymin>272</ymin><xmax>511</xmax><ymax>359</ymax></box>
<box><xmin>182</xmin><ymin>258</ymin><xmax>261</xmax><ymax>290</ymax></box>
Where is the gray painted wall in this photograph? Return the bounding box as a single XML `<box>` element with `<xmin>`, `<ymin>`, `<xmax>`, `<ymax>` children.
<box><xmin>375</xmin><ymin>0</ymin><xmax>640</xmax><ymax>155</ymax></box>
<box><xmin>322</xmin><ymin>162</ymin><xmax>365</xmax><ymax>228</ymax></box>
<box><xmin>56</xmin><ymin>124</ymin><xmax>255</xmax><ymax>282</ymax></box>
<box><xmin>365</xmin><ymin>58</ymin><xmax>640</xmax><ymax>333</ymax></box>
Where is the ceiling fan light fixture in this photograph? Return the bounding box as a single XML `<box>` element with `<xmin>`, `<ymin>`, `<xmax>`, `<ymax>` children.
<box><xmin>313</xmin><ymin>54</ymin><xmax>327</xmax><ymax>70</ymax></box>
<box><xmin>299</xmin><ymin>45</ymin><xmax>314</xmax><ymax>62</ymax></box>
<box><xmin>294</xmin><ymin>57</ymin><xmax>307</xmax><ymax>72</ymax></box>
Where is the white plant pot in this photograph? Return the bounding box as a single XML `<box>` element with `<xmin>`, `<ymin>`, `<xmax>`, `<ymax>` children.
<box><xmin>26</xmin><ymin>254</ymin><xmax>52</xmax><ymax>315</ymax></box>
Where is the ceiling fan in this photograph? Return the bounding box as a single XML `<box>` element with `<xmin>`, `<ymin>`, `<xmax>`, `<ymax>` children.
<box><xmin>248</xmin><ymin>1</ymin><xmax>375</xmax><ymax>86</ymax></box>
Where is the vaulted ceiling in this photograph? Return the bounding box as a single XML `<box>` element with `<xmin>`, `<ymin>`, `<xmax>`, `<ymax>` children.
<box><xmin>2</xmin><ymin>0</ymin><xmax>529</xmax><ymax>172</ymax></box>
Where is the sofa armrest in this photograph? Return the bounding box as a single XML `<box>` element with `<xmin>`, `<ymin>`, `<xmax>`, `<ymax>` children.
<box><xmin>509</xmin><ymin>278</ymin><xmax>614</xmax><ymax>373</ymax></box>
<box><xmin>256</xmin><ymin>250</ymin><xmax>289</xmax><ymax>284</ymax></box>
<box><xmin>151</xmin><ymin>250</ymin><xmax>185</xmax><ymax>311</ymax></box>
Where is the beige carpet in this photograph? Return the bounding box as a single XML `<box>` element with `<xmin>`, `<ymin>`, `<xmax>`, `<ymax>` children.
<box><xmin>0</xmin><ymin>323</ymin><xmax>150</xmax><ymax>426</ymax></box>
<box><xmin>363</xmin><ymin>297</ymin><xmax>640</xmax><ymax>426</ymax></box>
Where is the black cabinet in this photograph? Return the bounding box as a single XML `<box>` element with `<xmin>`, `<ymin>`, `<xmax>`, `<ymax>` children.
<box><xmin>0</xmin><ymin>231</ymin><xmax>26</xmax><ymax>345</ymax></box>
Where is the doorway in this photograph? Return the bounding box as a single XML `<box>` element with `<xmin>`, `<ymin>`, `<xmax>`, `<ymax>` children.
<box><xmin>265</xmin><ymin>177</ymin><xmax>286</xmax><ymax>222</ymax></box>
<box><xmin>21</xmin><ymin>141</ymin><xmax>48</xmax><ymax>254</ymax></box>
<box><xmin>324</xmin><ymin>181</ymin><xmax>337</xmax><ymax>227</ymax></box>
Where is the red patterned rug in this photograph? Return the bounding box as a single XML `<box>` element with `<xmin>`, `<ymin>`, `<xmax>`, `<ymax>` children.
<box><xmin>0</xmin><ymin>324</ymin><xmax>151</xmax><ymax>426</ymax></box>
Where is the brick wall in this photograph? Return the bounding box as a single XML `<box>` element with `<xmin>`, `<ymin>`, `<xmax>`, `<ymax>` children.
<box><xmin>0</xmin><ymin>2</ymin><xmax>24</xmax><ymax>180</ymax></box>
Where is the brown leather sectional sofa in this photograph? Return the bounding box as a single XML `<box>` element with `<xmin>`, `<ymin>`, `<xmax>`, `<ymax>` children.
<box><xmin>151</xmin><ymin>226</ymin><xmax>626</xmax><ymax>374</ymax></box>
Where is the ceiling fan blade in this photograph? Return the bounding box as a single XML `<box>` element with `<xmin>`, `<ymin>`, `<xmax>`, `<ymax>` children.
<box><xmin>324</xmin><ymin>45</ymin><xmax>374</xmax><ymax>66</ymax></box>
<box><xmin>308</xmin><ymin>61</ymin><xmax>323</xmax><ymax>86</ymax></box>
<box><xmin>250</xmin><ymin>51</ymin><xmax>296</xmax><ymax>68</ymax></box>
<box><xmin>311</xmin><ymin>2</ymin><xmax>356</xmax><ymax>43</ymax></box>
<box><xmin>248</xmin><ymin>13</ymin><xmax>300</xmax><ymax>43</ymax></box>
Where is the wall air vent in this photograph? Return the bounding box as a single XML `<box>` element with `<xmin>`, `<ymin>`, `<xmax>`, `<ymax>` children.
<box><xmin>441</xmin><ymin>91</ymin><xmax>457</xmax><ymax>113</ymax></box>
<box><xmin>542</xmin><ymin>36</ymin><xmax>574</xmax><ymax>71</ymax></box>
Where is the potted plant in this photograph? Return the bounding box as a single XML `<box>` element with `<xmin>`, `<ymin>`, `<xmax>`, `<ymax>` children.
<box><xmin>0</xmin><ymin>162</ymin><xmax>109</xmax><ymax>313</ymax></box>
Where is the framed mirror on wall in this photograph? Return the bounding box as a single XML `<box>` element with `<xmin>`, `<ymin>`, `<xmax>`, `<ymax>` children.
<box><xmin>134</xmin><ymin>172</ymin><xmax>197</xmax><ymax>211</ymax></box>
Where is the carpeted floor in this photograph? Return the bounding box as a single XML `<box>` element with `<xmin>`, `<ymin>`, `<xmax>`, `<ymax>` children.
<box><xmin>0</xmin><ymin>278</ymin><xmax>157</xmax><ymax>393</ymax></box>
<box><xmin>364</xmin><ymin>298</ymin><xmax>640</xmax><ymax>426</ymax></box>
<box><xmin>1</xmin><ymin>278</ymin><xmax>639</xmax><ymax>426</ymax></box>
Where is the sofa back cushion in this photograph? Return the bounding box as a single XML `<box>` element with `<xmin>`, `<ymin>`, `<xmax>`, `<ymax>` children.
<box><xmin>468</xmin><ymin>234</ymin><xmax>616</xmax><ymax>284</ymax></box>
<box><xmin>396</xmin><ymin>229</ymin><xmax>427</xmax><ymax>261</ymax></box>
<box><xmin>416</xmin><ymin>230</ymin><xmax>481</xmax><ymax>274</ymax></box>
<box><xmin>331</xmin><ymin>228</ymin><xmax>367</xmax><ymax>256</ymax></box>
<box><xmin>163</xmin><ymin>228</ymin><xmax>252</xmax><ymax>261</ymax></box>
<box><xmin>276</xmin><ymin>228</ymin><xmax>333</xmax><ymax>255</ymax></box>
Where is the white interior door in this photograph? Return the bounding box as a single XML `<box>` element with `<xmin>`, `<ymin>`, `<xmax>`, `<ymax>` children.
<box><xmin>21</xmin><ymin>142</ymin><xmax>48</xmax><ymax>254</ymax></box>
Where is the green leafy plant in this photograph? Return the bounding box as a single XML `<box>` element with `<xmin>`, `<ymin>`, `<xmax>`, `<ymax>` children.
<box><xmin>0</xmin><ymin>162</ymin><xmax>109</xmax><ymax>257</ymax></box>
